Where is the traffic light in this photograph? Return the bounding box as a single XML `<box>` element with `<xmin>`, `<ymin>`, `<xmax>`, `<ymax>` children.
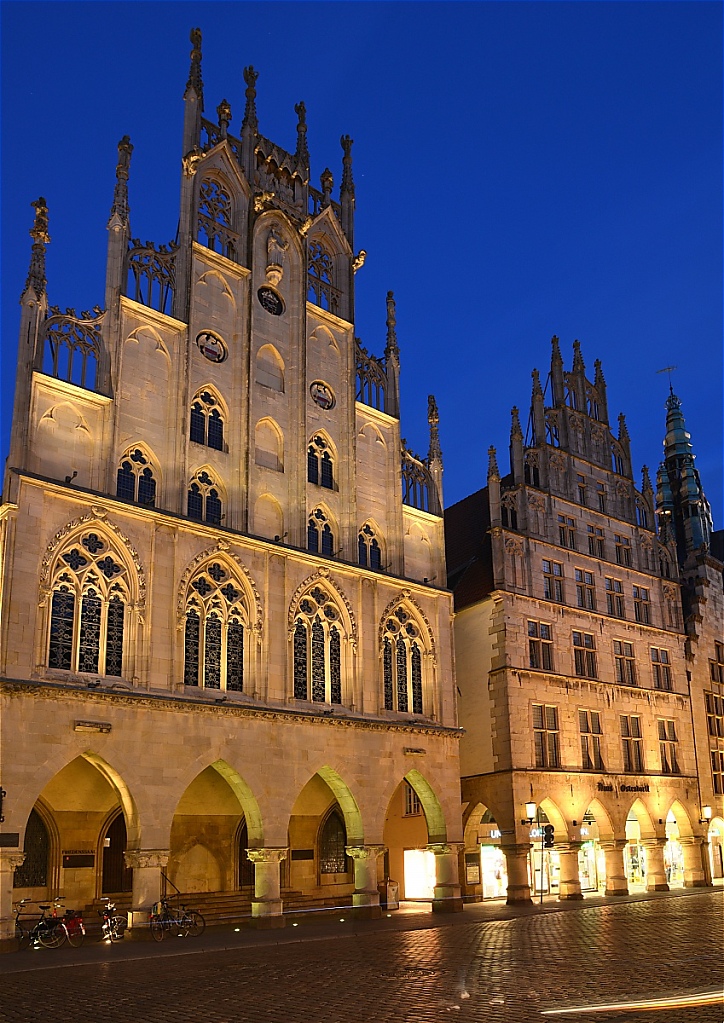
<box><xmin>543</xmin><ymin>824</ymin><xmax>555</xmax><ymax>849</ymax></box>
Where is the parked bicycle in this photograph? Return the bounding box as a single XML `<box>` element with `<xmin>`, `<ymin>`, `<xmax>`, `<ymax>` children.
<box><xmin>99</xmin><ymin>897</ymin><xmax>127</xmax><ymax>942</ymax></box>
<box><xmin>149</xmin><ymin>895</ymin><xmax>205</xmax><ymax>941</ymax></box>
<box><xmin>13</xmin><ymin>898</ymin><xmax>68</xmax><ymax>950</ymax></box>
<box><xmin>59</xmin><ymin>905</ymin><xmax>86</xmax><ymax>947</ymax></box>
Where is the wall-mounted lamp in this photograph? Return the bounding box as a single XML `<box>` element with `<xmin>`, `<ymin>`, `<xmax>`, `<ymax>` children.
<box><xmin>700</xmin><ymin>805</ymin><xmax>713</xmax><ymax>825</ymax></box>
<box><xmin>521</xmin><ymin>801</ymin><xmax>537</xmax><ymax>825</ymax></box>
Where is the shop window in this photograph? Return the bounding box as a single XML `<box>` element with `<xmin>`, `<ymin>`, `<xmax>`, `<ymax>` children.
<box><xmin>292</xmin><ymin>586</ymin><xmax>344</xmax><ymax>704</ymax></box>
<box><xmin>533</xmin><ymin>703</ymin><xmax>560</xmax><ymax>768</ymax></box>
<box><xmin>658</xmin><ymin>720</ymin><xmax>680</xmax><ymax>774</ymax></box>
<box><xmin>528</xmin><ymin>621</ymin><xmax>553</xmax><ymax>671</ymax></box>
<box><xmin>575</xmin><ymin>569</ymin><xmax>596</xmax><ymax>610</ymax></box>
<box><xmin>573</xmin><ymin>632</ymin><xmax>597</xmax><ymax>679</ymax></box>
<box><xmin>404</xmin><ymin>781</ymin><xmax>422</xmax><ymax>817</ymax></box>
<box><xmin>651</xmin><ymin>648</ymin><xmax>672</xmax><ymax>690</ymax></box>
<box><xmin>579</xmin><ymin>710</ymin><xmax>604</xmax><ymax>770</ymax></box>
<box><xmin>183</xmin><ymin>562</ymin><xmax>247</xmax><ymax>692</ymax></box>
<box><xmin>319</xmin><ymin>811</ymin><xmax>348</xmax><ymax>874</ymax></box>
<box><xmin>633</xmin><ymin>586</ymin><xmax>650</xmax><ymax>624</ymax></box>
<box><xmin>543</xmin><ymin>560</ymin><xmax>564</xmax><ymax>603</ymax></box>
<box><xmin>605</xmin><ymin>577</ymin><xmax>625</xmax><ymax>618</ymax></box>
<box><xmin>614</xmin><ymin>640</ymin><xmax>637</xmax><ymax>686</ymax></box>
<box><xmin>13</xmin><ymin>810</ymin><xmax>49</xmax><ymax>888</ymax></box>
<box><xmin>587</xmin><ymin>525</ymin><xmax>605</xmax><ymax>558</ymax></box>
<box><xmin>621</xmin><ymin>715</ymin><xmax>644</xmax><ymax>772</ymax></box>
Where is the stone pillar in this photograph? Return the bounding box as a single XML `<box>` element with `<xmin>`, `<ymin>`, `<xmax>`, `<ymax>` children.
<box><xmin>681</xmin><ymin>837</ymin><xmax>707</xmax><ymax>887</ymax></box>
<box><xmin>428</xmin><ymin>843</ymin><xmax>463</xmax><ymax>913</ymax></box>
<box><xmin>557</xmin><ymin>842</ymin><xmax>583</xmax><ymax>900</ymax></box>
<box><xmin>642</xmin><ymin>838</ymin><xmax>669</xmax><ymax>891</ymax></box>
<box><xmin>0</xmin><ymin>851</ymin><xmax>25</xmax><ymax>947</ymax></box>
<box><xmin>248</xmin><ymin>848</ymin><xmax>287</xmax><ymax>927</ymax></box>
<box><xmin>124</xmin><ymin>849</ymin><xmax>169</xmax><ymax>935</ymax></box>
<box><xmin>502</xmin><ymin>843</ymin><xmax>533</xmax><ymax>904</ymax></box>
<box><xmin>600</xmin><ymin>840</ymin><xmax>628</xmax><ymax>896</ymax></box>
<box><xmin>346</xmin><ymin>845</ymin><xmax>384</xmax><ymax>915</ymax></box>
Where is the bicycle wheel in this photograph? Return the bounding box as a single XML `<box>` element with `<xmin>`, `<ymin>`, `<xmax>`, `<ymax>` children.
<box><xmin>39</xmin><ymin>922</ymin><xmax>68</xmax><ymax>949</ymax></box>
<box><xmin>183</xmin><ymin>910</ymin><xmax>205</xmax><ymax>937</ymax></box>
<box><xmin>109</xmin><ymin>915</ymin><xmax>127</xmax><ymax>941</ymax></box>
<box><xmin>14</xmin><ymin>923</ymin><xmax>30</xmax><ymax>952</ymax></box>
<box><xmin>150</xmin><ymin>915</ymin><xmax>165</xmax><ymax>942</ymax></box>
<box><xmin>66</xmin><ymin>920</ymin><xmax>85</xmax><ymax>947</ymax></box>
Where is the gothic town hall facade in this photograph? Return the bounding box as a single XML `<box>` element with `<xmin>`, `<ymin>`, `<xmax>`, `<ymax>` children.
<box><xmin>0</xmin><ymin>33</ymin><xmax>464</xmax><ymax>936</ymax></box>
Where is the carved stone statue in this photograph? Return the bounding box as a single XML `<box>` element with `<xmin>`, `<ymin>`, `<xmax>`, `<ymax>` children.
<box><xmin>266</xmin><ymin>225</ymin><xmax>288</xmax><ymax>285</ymax></box>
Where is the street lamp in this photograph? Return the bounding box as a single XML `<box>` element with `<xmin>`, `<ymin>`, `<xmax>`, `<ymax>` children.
<box><xmin>522</xmin><ymin>801</ymin><xmax>537</xmax><ymax>825</ymax></box>
<box><xmin>700</xmin><ymin>805</ymin><xmax>713</xmax><ymax>825</ymax></box>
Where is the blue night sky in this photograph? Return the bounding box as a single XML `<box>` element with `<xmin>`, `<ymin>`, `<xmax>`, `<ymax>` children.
<box><xmin>1</xmin><ymin>2</ymin><xmax>721</xmax><ymax>523</ymax></box>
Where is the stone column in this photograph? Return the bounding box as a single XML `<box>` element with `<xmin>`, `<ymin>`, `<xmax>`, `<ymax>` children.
<box><xmin>557</xmin><ymin>842</ymin><xmax>583</xmax><ymax>900</ymax></box>
<box><xmin>124</xmin><ymin>849</ymin><xmax>169</xmax><ymax>935</ymax></box>
<box><xmin>248</xmin><ymin>848</ymin><xmax>287</xmax><ymax>927</ymax></box>
<box><xmin>428</xmin><ymin>843</ymin><xmax>463</xmax><ymax>913</ymax></box>
<box><xmin>502</xmin><ymin>842</ymin><xmax>533</xmax><ymax>904</ymax></box>
<box><xmin>0</xmin><ymin>851</ymin><xmax>25</xmax><ymax>947</ymax></box>
<box><xmin>346</xmin><ymin>845</ymin><xmax>384</xmax><ymax>916</ymax></box>
<box><xmin>681</xmin><ymin>837</ymin><xmax>707</xmax><ymax>887</ymax></box>
<box><xmin>642</xmin><ymin>838</ymin><xmax>669</xmax><ymax>891</ymax></box>
<box><xmin>600</xmin><ymin>840</ymin><xmax>628</xmax><ymax>895</ymax></box>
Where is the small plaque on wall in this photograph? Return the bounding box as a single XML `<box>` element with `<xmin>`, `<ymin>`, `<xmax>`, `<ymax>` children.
<box><xmin>0</xmin><ymin>833</ymin><xmax>20</xmax><ymax>847</ymax></box>
<box><xmin>62</xmin><ymin>852</ymin><xmax>95</xmax><ymax>868</ymax></box>
<box><xmin>290</xmin><ymin>849</ymin><xmax>314</xmax><ymax>861</ymax></box>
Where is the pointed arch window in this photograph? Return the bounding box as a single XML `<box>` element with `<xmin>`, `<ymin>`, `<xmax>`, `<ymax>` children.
<box><xmin>47</xmin><ymin>533</ymin><xmax>129</xmax><ymax>678</ymax></box>
<box><xmin>183</xmin><ymin>562</ymin><xmax>248</xmax><ymax>692</ymax></box>
<box><xmin>307</xmin><ymin>436</ymin><xmax>334</xmax><ymax>489</ymax></box>
<box><xmin>13</xmin><ymin>810</ymin><xmax>50</xmax><ymax>889</ymax></box>
<box><xmin>382</xmin><ymin>607</ymin><xmax>425</xmax><ymax>715</ymax></box>
<box><xmin>197</xmin><ymin>177</ymin><xmax>238</xmax><ymax>261</ymax></box>
<box><xmin>116</xmin><ymin>448</ymin><xmax>157</xmax><ymax>507</ymax></box>
<box><xmin>358</xmin><ymin>524</ymin><xmax>382</xmax><ymax>570</ymax></box>
<box><xmin>292</xmin><ymin>586</ymin><xmax>344</xmax><ymax>704</ymax></box>
<box><xmin>187</xmin><ymin>470</ymin><xmax>223</xmax><ymax>525</ymax></box>
<box><xmin>308</xmin><ymin>509</ymin><xmax>334</xmax><ymax>556</ymax></box>
<box><xmin>319</xmin><ymin>810</ymin><xmax>349</xmax><ymax>875</ymax></box>
<box><xmin>307</xmin><ymin>239</ymin><xmax>338</xmax><ymax>313</ymax></box>
<box><xmin>190</xmin><ymin>390</ymin><xmax>225</xmax><ymax>451</ymax></box>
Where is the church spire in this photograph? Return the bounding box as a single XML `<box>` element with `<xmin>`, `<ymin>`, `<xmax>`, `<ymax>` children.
<box><xmin>242</xmin><ymin>65</ymin><xmax>259</xmax><ymax>134</ymax></box>
<box><xmin>185</xmin><ymin>27</ymin><xmax>203</xmax><ymax>105</ymax></box>
<box><xmin>427</xmin><ymin>395</ymin><xmax>443</xmax><ymax>513</ymax></box>
<box><xmin>487</xmin><ymin>445</ymin><xmax>500</xmax><ymax>481</ymax></box>
<box><xmin>384</xmin><ymin>291</ymin><xmax>400</xmax><ymax>418</ymax></box>
<box><xmin>108</xmin><ymin>135</ymin><xmax>133</xmax><ymax>227</ymax></box>
<box><xmin>182</xmin><ymin>28</ymin><xmax>203</xmax><ymax>154</ymax></box>
<box><xmin>340</xmin><ymin>134</ymin><xmax>355</xmax><ymax>246</ymax></box>
<box><xmin>24</xmin><ymin>197</ymin><xmax>50</xmax><ymax>299</ymax></box>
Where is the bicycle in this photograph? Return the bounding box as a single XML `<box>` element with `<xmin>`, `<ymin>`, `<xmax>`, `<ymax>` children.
<box><xmin>59</xmin><ymin>905</ymin><xmax>86</xmax><ymax>947</ymax></box>
<box><xmin>99</xmin><ymin>897</ymin><xmax>127</xmax><ymax>942</ymax></box>
<box><xmin>13</xmin><ymin>899</ymin><xmax>68</xmax><ymax>950</ymax></box>
<box><xmin>149</xmin><ymin>896</ymin><xmax>205</xmax><ymax>941</ymax></box>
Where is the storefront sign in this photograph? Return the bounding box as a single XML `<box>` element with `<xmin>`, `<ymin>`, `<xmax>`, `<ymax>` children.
<box><xmin>620</xmin><ymin>783</ymin><xmax>650</xmax><ymax>792</ymax></box>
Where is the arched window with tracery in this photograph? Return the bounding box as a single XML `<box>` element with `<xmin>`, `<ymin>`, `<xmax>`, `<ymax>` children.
<box><xmin>292</xmin><ymin>585</ymin><xmax>345</xmax><ymax>704</ymax></box>
<box><xmin>307</xmin><ymin>436</ymin><xmax>334</xmax><ymax>489</ymax></box>
<box><xmin>307</xmin><ymin>239</ymin><xmax>338</xmax><ymax>313</ymax></box>
<box><xmin>382</xmin><ymin>606</ymin><xmax>425</xmax><ymax>715</ymax></box>
<box><xmin>358</xmin><ymin>524</ymin><xmax>382</xmax><ymax>570</ymax></box>
<box><xmin>401</xmin><ymin>451</ymin><xmax>433</xmax><ymax>513</ymax></box>
<box><xmin>42</xmin><ymin>308</ymin><xmax>103</xmax><ymax>392</ymax></box>
<box><xmin>318</xmin><ymin>809</ymin><xmax>349</xmax><ymax>875</ymax></box>
<box><xmin>187</xmin><ymin>470</ymin><xmax>224</xmax><ymax>525</ymax></box>
<box><xmin>47</xmin><ymin>532</ymin><xmax>130</xmax><ymax>678</ymax></box>
<box><xmin>190</xmin><ymin>390</ymin><xmax>225</xmax><ymax>451</ymax></box>
<box><xmin>183</xmin><ymin>561</ymin><xmax>249</xmax><ymax>692</ymax></box>
<box><xmin>116</xmin><ymin>447</ymin><xmax>157</xmax><ymax>506</ymax></box>
<box><xmin>197</xmin><ymin>177</ymin><xmax>238</xmax><ymax>261</ymax></box>
<box><xmin>308</xmin><ymin>509</ymin><xmax>335</xmax><ymax>556</ymax></box>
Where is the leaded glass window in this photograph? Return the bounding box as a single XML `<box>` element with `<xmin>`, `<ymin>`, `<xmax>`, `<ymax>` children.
<box><xmin>319</xmin><ymin>811</ymin><xmax>348</xmax><ymax>874</ymax></box>
<box><xmin>182</xmin><ymin>563</ymin><xmax>249</xmax><ymax>693</ymax></box>
<box><xmin>78</xmin><ymin>590</ymin><xmax>102</xmax><ymax>673</ymax></box>
<box><xmin>358</xmin><ymin>524</ymin><xmax>383</xmax><ymax>571</ymax></box>
<box><xmin>382</xmin><ymin>607</ymin><xmax>426</xmax><ymax>715</ymax></box>
<box><xmin>138</xmin><ymin>468</ymin><xmax>156</xmax><ymax>507</ymax></box>
<box><xmin>308</xmin><ymin>509</ymin><xmax>334</xmax><ymax>556</ymax></box>
<box><xmin>105</xmin><ymin>595</ymin><xmax>124</xmax><ymax>677</ymax></box>
<box><xmin>188</xmin><ymin>483</ymin><xmax>203</xmax><ymax>519</ymax></box>
<box><xmin>116</xmin><ymin>462</ymin><xmax>135</xmax><ymax>501</ymax></box>
<box><xmin>116</xmin><ymin>448</ymin><xmax>157</xmax><ymax>506</ymax></box>
<box><xmin>187</xmin><ymin>470</ymin><xmax>224</xmax><ymax>524</ymax></box>
<box><xmin>292</xmin><ymin>589</ymin><xmax>345</xmax><ymax>704</ymax></box>
<box><xmin>48</xmin><ymin>588</ymin><xmax>75</xmax><ymax>670</ymax></box>
<box><xmin>13</xmin><ymin>810</ymin><xmax>49</xmax><ymax>889</ymax></box>
<box><xmin>190</xmin><ymin>390</ymin><xmax>225</xmax><ymax>451</ymax></box>
<box><xmin>321</xmin><ymin>523</ymin><xmax>334</xmax><ymax>556</ymax></box>
<box><xmin>307</xmin><ymin>436</ymin><xmax>334</xmax><ymax>489</ymax></box>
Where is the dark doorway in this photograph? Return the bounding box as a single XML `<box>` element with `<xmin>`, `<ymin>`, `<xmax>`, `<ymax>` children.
<box><xmin>102</xmin><ymin>813</ymin><xmax>133</xmax><ymax>893</ymax></box>
<box><xmin>238</xmin><ymin>819</ymin><xmax>254</xmax><ymax>888</ymax></box>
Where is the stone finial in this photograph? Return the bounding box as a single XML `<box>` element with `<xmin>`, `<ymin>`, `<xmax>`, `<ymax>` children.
<box><xmin>25</xmin><ymin>197</ymin><xmax>50</xmax><ymax>298</ymax></box>
<box><xmin>618</xmin><ymin>412</ymin><xmax>630</xmax><ymax>442</ymax></box>
<box><xmin>320</xmin><ymin>168</ymin><xmax>333</xmax><ymax>207</ymax></box>
<box><xmin>295</xmin><ymin>101</ymin><xmax>309</xmax><ymax>168</ymax></box>
<box><xmin>572</xmin><ymin>339</ymin><xmax>585</xmax><ymax>373</ymax></box>
<box><xmin>385</xmin><ymin>290</ymin><xmax>399</xmax><ymax>357</ymax></box>
<box><xmin>109</xmin><ymin>135</ymin><xmax>133</xmax><ymax>225</ymax></box>
<box><xmin>428</xmin><ymin>395</ymin><xmax>442</xmax><ymax>465</ymax></box>
<box><xmin>340</xmin><ymin>134</ymin><xmax>355</xmax><ymax>197</ymax></box>
<box><xmin>551</xmin><ymin>334</ymin><xmax>563</xmax><ymax>363</ymax></box>
<box><xmin>594</xmin><ymin>358</ymin><xmax>606</xmax><ymax>387</ymax></box>
<box><xmin>510</xmin><ymin>406</ymin><xmax>523</xmax><ymax>439</ymax></box>
<box><xmin>487</xmin><ymin>445</ymin><xmax>500</xmax><ymax>481</ymax></box>
<box><xmin>642</xmin><ymin>465</ymin><xmax>653</xmax><ymax>493</ymax></box>
<box><xmin>242</xmin><ymin>66</ymin><xmax>259</xmax><ymax>134</ymax></box>
<box><xmin>217</xmin><ymin>99</ymin><xmax>232</xmax><ymax>137</ymax></box>
<box><xmin>532</xmin><ymin>368</ymin><xmax>543</xmax><ymax>399</ymax></box>
<box><xmin>186</xmin><ymin>27</ymin><xmax>203</xmax><ymax>101</ymax></box>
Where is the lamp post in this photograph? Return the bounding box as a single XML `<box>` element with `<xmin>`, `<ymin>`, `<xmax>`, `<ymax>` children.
<box><xmin>521</xmin><ymin>801</ymin><xmax>545</xmax><ymax>903</ymax></box>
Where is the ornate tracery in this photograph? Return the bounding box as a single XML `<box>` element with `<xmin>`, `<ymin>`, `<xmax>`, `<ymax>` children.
<box><xmin>182</xmin><ymin>560</ymin><xmax>250</xmax><ymax>691</ymax></box>
<box><xmin>291</xmin><ymin>585</ymin><xmax>347</xmax><ymax>704</ymax></box>
<box><xmin>380</xmin><ymin>603</ymin><xmax>429</xmax><ymax>715</ymax></box>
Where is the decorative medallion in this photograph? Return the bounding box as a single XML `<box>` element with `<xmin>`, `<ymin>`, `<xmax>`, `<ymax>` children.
<box><xmin>196</xmin><ymin>331</ymin><xmax>227</xmax><ymax>363</ymax></box>
<box><xmin>310</xmin><ymin>381</ymin><xmax>335</xmax><ymax>410</ymax></box>
<box><xmin>257</xmin><ymin>286</ymin><xmax>284</xmax><ymax>316</ymax></box>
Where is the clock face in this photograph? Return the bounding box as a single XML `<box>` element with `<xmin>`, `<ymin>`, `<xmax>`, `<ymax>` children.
<box><xmin>196</xmin><ymin>331</ymin><xmax>226</xmax><ymax>363</ymax></box>
<box><xmin>257</xmin><ymin>286</ymin><xmax>284</xmax><ymax>316</ymax></box>
<box><xmin>310</xmin><ymin>381</ymin><xmax>335</xmax><ymax>410</ymax></box>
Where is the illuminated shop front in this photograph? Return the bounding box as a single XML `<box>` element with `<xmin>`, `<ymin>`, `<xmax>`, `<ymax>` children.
<box><xmin>477</xmin><ymin>823</ymin><xmax>508</xmax><ymax>899</ymax></box>
<box><xmin>708</xmin><ymin>819</ymin><xmax>724</xmax><ymax>879</ymax></box>
<box><xmin>577</xmin><ymin>815</ymin><xmax>604</xmax><ymax>892</ymax></box>
<box><xmin>403</xmin><ymin>848</ymin><xmax>436</xmax><ymax>900</ymax></box>
<box><xmin>663</xmin><ymin>810</ymin><xmax>684</xmax><ymax>887</ymax></box>
<box><xmin>624</xmin><ymin>814</ymin><xmax>647</xmax><ymax>889</ymax></box>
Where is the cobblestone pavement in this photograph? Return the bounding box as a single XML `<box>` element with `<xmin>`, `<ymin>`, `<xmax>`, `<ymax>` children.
<box><xmin>0</xmin><ymin>890</ymin><xmax>721</xmax><ymax>1023</ymax></box>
